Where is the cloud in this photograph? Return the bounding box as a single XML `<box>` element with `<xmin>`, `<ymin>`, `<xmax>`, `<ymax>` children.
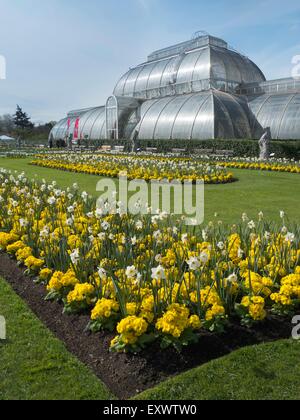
<box><xmin>217</xmin><ymin>0</ymin><xmax>300</xmax><ymax>31</ymax></box>
<box><xmin>135</xmin><ymin>0</ymin><xmax>151</xmax><ymax>11</ymax></box>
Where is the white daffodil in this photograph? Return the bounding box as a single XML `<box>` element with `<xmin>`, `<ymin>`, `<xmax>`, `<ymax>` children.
<box><xmin>39</xmin><ymin>227</ymin><xmax>49</xmax><ymax>239</ymax></box>
<box><xmin>98</xmin><ymin>267</ymin><xmax>107</xmax><ymax>280</ymax></box>
<box><xmin>155</xmin><ymin>254</ymin><xmax>162</xmax><ymax>263</ymax></box>
<box><xmin>70</xmin><ymin>249</ymin><xmax>80</xmax><ymax>265</ymax></box>
<box><xmin>248</xmin><ymin>220</ymin><xmax>256</xmax><ymax>230</ymax></box>
<box><xmin>238</xmin><ymin>248</ymin><xmax>244</xmax><ymax>259</ymax></box>
<box><xmin>95</xmin><ymin>208</ymin><xmax>103</xmax><ymax>218</ymax></box>
<box><xmin>227</xmin><ymin>274</ymin><xmax>238</xmax><ymax>283</ymax></box>
<box><xmin>47</xmin><ymin>196</ymin><xmax>56</xmax><ymax>206</ymax></box>
<box><xmin>151</xmin><ymin>265</ymin><xmax>166</xmax><ymax>280</ymax></box>
<box><xmin>202</xmin><ymin>230</ymin><xmax>208</xmax><ymax>241</ymax></box>
<box><xmin>126</xmin><ymin>265</ymin><xmax>138</xmax><ymax>279</ymax></box>
<box><xmin>153</xmin><ymin>230</ymin><xmax>162</xmax><ymax>240</ymax></box>
<box><xmin>181</xmin><ymin>234</ymin><xmax>188</xmax><ymax>244</ymax></box>
<box><xmin>134</xmin><ymin>272</ymin><xmax>143</xmax><ymax>286</ymax></box>
<box><xmin>199</xmin><ymin>251</ymin><xmax>209</xmax><ymax>265</ymax></box>
<box><xmin>258</xmin><ymin>211</ymin><xmax>264</xmax><ymax>221</ymax></box>
<box><xmin>81</xmin><ymin>191</ymin><xmax>88</xmax><ymax>201</ymax></box>
<box><xmin>19</xmin><ymin>218</ymin><xmax>28</xmax><ymax>228</ymax></box>
<box><xmin>285</xmin><ymin>232</ymin><xmax>295</xmax><ymax>243</ymax></box>
<box><xmin>101</xmin><ymin>221</ymin><xmax>110</xmax><ymax>231</ymax></box>
<box><xmin>217</xmin><ymin>242</ymin><xmax>225</xmax><ymax>250</ymax></box>
<box><xmin>186</xmin><ymin>257</ymin><xmax>201</xmax><ymax>271</ymax></box>
<box><xmin>66</xmin><ymin>217</ymin><xmax>74</xmax><ymax>226</ymax></box>
<box><xmin>135</xmin><ymin>220</ymin><xmax>143</xmax><ymax>230</ymax></box>
<box><xmin>98</xmin><ymin>232</ymin><xmax>106</xmax><ymax>241</ymax></box>
<box><xmin>242</xmin><ymin>213</ymin><xmax>249</xmax><ymax>222</ymax></box>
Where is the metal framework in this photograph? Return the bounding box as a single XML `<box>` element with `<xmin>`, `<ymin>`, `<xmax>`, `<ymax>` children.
<box><xmin>50</xmin><ymin>33</ymin><xmax>300</xmax><ymax>143</ymax></box>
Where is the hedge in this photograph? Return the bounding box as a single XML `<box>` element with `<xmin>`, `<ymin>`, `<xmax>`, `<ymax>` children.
<box><xmin>83</xmin><ymin>138</ymin><xmax>300</xmax><ymax>159</ymax></box>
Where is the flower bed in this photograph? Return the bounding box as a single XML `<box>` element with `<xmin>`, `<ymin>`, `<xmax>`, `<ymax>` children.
<box><xmin>30</xmin><ymin>152</ymin><xmax>300</xmax><ymax>181</ymax></box>
<box><xmin>0</xmin><ymin>168</ymin><xmax>299</xmax><ymax>353</ymax></box>
<box><xmin>31</xmin><ymin>153</ymin><xmax>235</xmax><ymax>184</ymax></box>
<box><xmin>212</xmin><ymin>157</ymin><xmax>300</xmax><ymax>174</ymax></box>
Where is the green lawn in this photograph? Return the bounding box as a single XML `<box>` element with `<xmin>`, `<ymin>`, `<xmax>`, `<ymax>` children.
<box><xmin>0</xmin><ymin>157</ymin><xmax>299</xmax><ymax>224</ymax></box>
<box><xmin>136</xmin><ymin>339</ymin><xmax>300</xmax><ymax>400</ymax></box>
<box><xmin>0</xmin><ymin>277</ymin><xmax>115</xmax><ymax>400</ymax></box>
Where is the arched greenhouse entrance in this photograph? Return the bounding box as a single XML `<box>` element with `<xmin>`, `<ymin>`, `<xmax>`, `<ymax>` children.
<box><xmin>105</xmin><ymin>95</ymin><xmax>141</xmax><ymax>140</ymax></box>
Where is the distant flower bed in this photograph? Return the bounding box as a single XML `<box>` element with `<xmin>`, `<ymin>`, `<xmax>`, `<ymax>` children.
<box><xmin>0</xmin><ymin>168</ymin><xmax>299</xmax><ymax>353</ymax></box>
<box><xmin>31</xmin><ymin>153</ymin><xmax>235</xmax><ymax>184</ymax></box>
<box><xmin>0</xmin><ymin>148</ymin><xmax>50</xmax><ymax>158</ymax></box>
<box><xmin>212</xmin><ymin>157</ymin><xmax>300</xmax><ymax>174</ymax></box>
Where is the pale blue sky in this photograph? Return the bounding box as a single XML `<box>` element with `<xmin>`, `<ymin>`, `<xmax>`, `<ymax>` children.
<box><xmin>0</xmin><ymin>0</ymin><xmax>300</xmax><ymax>123</ymax></box>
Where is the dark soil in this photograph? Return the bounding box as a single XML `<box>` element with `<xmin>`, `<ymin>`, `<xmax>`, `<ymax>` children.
<box><xmin>0</xmin><ymin>252</ymin><xmax>295</xmax><ymax>399</ymax></box>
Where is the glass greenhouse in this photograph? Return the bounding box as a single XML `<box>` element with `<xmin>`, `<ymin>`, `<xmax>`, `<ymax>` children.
<box><xmin>50</xmin><ymin>34</ymin><xmax>300</xmax><ymax>144</ymax></box>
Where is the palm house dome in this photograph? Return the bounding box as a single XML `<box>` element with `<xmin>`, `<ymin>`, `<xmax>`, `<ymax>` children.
<box><xmin>49</xmin><ymin>33</ymin><xmax>300</xmax><ymax>144</ymax></box>
<box><xmin>113</xmin><ymin>34</ymin><xmax>266</xmax><ymax>100</ymax></box>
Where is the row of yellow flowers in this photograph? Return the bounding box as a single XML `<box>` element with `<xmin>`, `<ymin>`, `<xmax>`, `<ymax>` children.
<box><xmin>0</xmin><ymin>168</ymin><xmax>299</xmax><ymax>352</ymax></box>
<box><xmin>215</xmin><ymin>160</ymin><xmax>300</xmax><ymax>174</ymax></box>
<box><xmin>31</xmin><ymin>153</ymin><xmax>235</xmax><ymax>184</ymax></box>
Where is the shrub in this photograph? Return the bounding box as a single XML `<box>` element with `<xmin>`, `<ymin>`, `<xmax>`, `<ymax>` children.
<box><xmin>86</xmin><ymin>138</ymin><xmax>300</xmax><ymax>159</ymax></box>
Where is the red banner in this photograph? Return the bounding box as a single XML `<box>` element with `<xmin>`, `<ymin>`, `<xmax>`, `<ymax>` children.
<box><xmin>73</xmin><ymin>118</ymin><xmax>80</xmax><ymax>140</ymax></box>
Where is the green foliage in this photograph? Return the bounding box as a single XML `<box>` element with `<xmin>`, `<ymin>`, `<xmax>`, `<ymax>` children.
<box><xmin>0</xmin><ymin>114</ymin><xmax>15</xmax><ymax>133</ymax></box>
<box><xmin>110</xmin><ymin>333</ymin><xmax>156</xmax><ymax>353</ymax></box>
<box><xmin>159</xmin><ymin>328</ymin><xmax>199</xmax><ymax>352</ymax></box>
<box><xmin>0</xmin><ymin>109</ymin><xmax>55</xmax><ymax>145</ymax></box>
<box><xmin>88</xmin><ymin>316</ymin><xmax>119</xmax><ymax>333</ymax></box>
<box><xmin>13</xmin><ymin>105</ymin><xmax>34</xmax><ymax>131</ymax></box>
<box><xmin>86</xmin><ymin>138</ymin><xmax>300</xmax><ymax>159</ymax></box>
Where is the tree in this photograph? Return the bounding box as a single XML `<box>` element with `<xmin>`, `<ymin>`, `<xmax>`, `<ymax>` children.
<box><xmin>13</xmin><ymin>105</ymin><xmax>34</xmax><ymax>145</ymax></box>
<box><xmin>13</xmin><ymin>105</ymin><xmax>34</xmax><ymax>130</ymax></box>
<box><xmin>0</xmin><ymin>114</ymin><xmax>15</xmax><ymax>134</ymax></box>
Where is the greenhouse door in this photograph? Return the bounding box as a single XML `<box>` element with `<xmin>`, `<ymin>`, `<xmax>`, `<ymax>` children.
<box><xmin>106</xmin><ymin>96</ymin><xmax>118</xmax><ymax>140</ymax></box>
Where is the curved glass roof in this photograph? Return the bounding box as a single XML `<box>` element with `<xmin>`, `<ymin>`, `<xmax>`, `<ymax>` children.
<box><xmin>50</xmin><ymin>107</ymin><xmax>106</xmax><ymax>141</ymax></box>
<box><xmin>114</xmin><ymin>36</ymin><xmax>265</xmax><ymax>100</ymax></box>
<box><xmin>128</xmin><ymin>90</ymin><xmax>252</xmax><ymax>140</ymax></box>
<box><xmin>248</xmin><ymin>93</ymin><xmax>300</xmax><ymax>140</ymax></box>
